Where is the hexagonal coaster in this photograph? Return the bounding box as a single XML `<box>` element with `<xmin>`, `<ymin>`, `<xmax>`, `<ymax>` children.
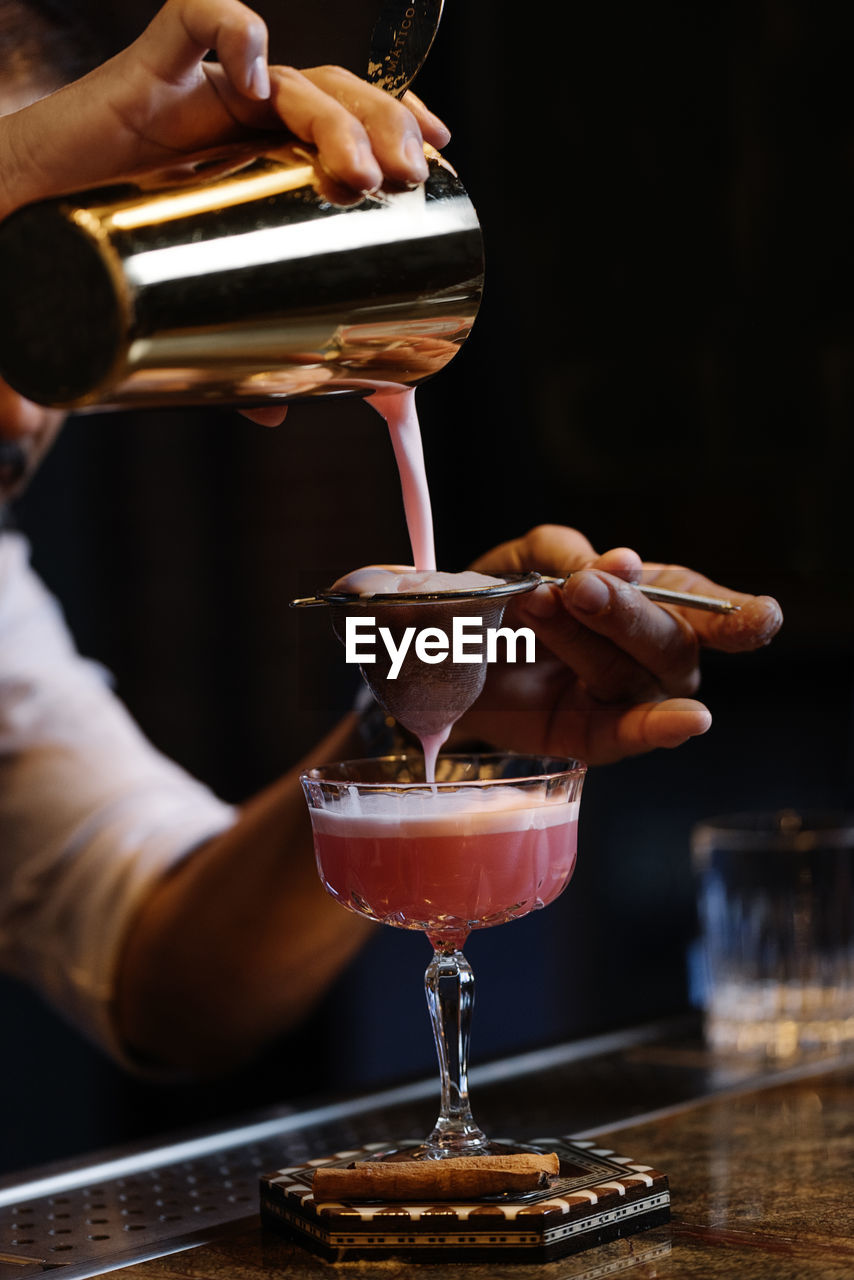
<box><xmin>259</xmin><ymin>1137</ymin><xmax>669</xmax><ymax>1263</ymax></box>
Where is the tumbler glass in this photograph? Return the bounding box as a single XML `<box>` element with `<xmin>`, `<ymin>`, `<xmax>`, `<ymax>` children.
<box><xmin>692</xmin><ymin>810</ymin><xmax>854</xmax><ymax>1058</ymax></box>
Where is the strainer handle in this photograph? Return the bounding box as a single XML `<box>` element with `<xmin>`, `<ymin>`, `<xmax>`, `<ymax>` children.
<box><xmin>538</xmin><ymin>575</ymin><xmax>739</xmax><ymax>615</ymax></box>
<box><xmin>290</xmin><ymin>579</ymin><xmax>738</xmax><ymax>613</ymax></box>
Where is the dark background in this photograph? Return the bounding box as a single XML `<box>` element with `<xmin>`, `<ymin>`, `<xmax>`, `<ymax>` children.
<box><xmin>2</xmin><ymin>0</ymin><xmax>854</xmax><ymax>1174</ymax></box>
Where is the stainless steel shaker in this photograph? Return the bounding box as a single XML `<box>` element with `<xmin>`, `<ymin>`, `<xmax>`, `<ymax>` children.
<box><xmin>0</xmin><ymin>141</ymin><xmax>483</xmax><ymax>412</ymax></box>
<box><xmin>0</xmin><ymin>0</ymin><xmax>482</xmax><ymax>412</ymax></box>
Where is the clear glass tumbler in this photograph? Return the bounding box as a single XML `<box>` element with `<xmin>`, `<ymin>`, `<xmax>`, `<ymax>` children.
<box><xmin>692</xmin><ymin>809</ymin><xmax>854</xmax><ymax>1059</ymax></box>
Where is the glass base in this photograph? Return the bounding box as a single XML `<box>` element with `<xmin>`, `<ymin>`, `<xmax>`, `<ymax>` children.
<box><xmin>366</xmin><ymin>1136</ymin><xmax>547</xmax><ymax>1162</ymax></box>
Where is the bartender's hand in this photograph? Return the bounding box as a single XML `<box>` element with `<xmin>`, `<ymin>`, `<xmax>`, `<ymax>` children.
<box><xmin>0</xmin><ymin>0</ymin><xmax>449</xmax><ymax>217</ymax></box>
<box><xmin>455</xmin><ymin>524</ymin><xmax>783</xmax><ymax>765</ymax></box>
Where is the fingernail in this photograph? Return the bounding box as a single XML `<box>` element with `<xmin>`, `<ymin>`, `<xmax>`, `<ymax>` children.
<box><xmin>248</xmin><ymin>56</ymin><xmax>270</xmax><ymax>100</ymax></box>
<box><xmin>566</xmin><ymin>572</ymin><xmax>611</xmax><ymax>615</ymax></box>
<box><xmin>430</xmin><ymin>119</ymin><xmax>451</xmax><ymax>147</ymax></box>
<box><xmin>404</xmin><ymin>92</ymin><xmax>451</xmax><ymax>144</ymax></box>
<box><xmin>420</xmin><ymin>110</ymin><xmax>451</xmax><ymax>147</ymax></box>
<box><xmin>404</xmin><ymin>136</ymin><xmax>430</xmax><ymax>182</ymax></box>
<box><xmin>521</xmin><ymin>585</ymin><xmax>559</xmax><ymax>619</ymax></box>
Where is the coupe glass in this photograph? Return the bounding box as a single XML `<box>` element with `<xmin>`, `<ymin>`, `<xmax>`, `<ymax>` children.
<box><xmin>300</xmin><ymin>752</ymin><xmax>586</xmax><ymax>1159</ymax></box>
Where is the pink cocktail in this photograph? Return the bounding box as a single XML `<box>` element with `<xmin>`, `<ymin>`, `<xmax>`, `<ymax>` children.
<box><xmin>311</xmin><ymin>788</ymin><xmax>579</xmax><ymax>951</ymax></box>
<box><xmin>301</xmin><ymin>753</ymin><xmax>586</xmax><ymax>1158</ymax></box>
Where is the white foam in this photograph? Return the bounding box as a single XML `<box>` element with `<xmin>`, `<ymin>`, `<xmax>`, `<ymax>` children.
<box><xmin>310</xmin><ymin>785</ymin><xmax>580</xmax><ymax>837</ymax></box>
<box><xmin>330</xmin><ymin>566</ymin><xmax>505</xmax><ymax>597</ymax></box>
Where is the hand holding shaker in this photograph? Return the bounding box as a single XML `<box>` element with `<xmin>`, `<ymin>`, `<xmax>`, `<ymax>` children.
<box><xmin>692</xmin><ymin>810</ymin><xmax>854</xmax><ymax>1059</ymax></box>
<box><xmin>0</xmin><ymin>1</ymin><xmax>482</xmax><ymax>413</ymax></box>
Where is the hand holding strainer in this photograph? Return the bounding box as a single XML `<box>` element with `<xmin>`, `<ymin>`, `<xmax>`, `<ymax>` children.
<box><xmin>290</xmin><ymin>571</ymin><xmax>740</xmax><ymax>738</ymax></box>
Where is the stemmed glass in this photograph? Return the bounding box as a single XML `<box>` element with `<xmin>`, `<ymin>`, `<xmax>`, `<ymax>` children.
<box><xmin>300</xmin><ymin>752</ymin><xmax>586</xmax><ymax>1159</ymax></box>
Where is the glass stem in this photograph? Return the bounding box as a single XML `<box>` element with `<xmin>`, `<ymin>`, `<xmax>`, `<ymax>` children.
<box><xmin>424</xmin><ymin>947</ymin><xmax>488</xmax><ymax>1154</ymax></box>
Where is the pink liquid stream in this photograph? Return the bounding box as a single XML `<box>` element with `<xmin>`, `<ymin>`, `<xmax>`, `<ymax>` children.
<box><xmin>368</xmin><ymin>387</ymin><xmax>448</xmax><ymax>778</ymax></box>
<box><xmin>369</xmin><ymin>388</ymin><xmax>436</xmax><ymax>575</ymax></box>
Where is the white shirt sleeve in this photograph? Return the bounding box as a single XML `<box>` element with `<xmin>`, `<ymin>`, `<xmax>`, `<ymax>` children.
<box><xmin>0</xmin><ymin>531</ymin><xmax>237</xmax><ymax>1062</ymax></box>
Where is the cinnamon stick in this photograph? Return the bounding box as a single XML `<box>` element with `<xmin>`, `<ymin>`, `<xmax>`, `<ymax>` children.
<box><xmin>311</xmin><ymin>1152</ymin><xmax>560</xmax><ymax>1201</ymax></box>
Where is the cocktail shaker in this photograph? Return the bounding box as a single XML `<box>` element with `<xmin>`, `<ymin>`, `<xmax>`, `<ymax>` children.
<box><xmin>0</xmin><ymin>0</ymin><xmax>480</xmax><ymax>413</ymax></box>
<box><xmin>0</xmin><ymin>140</ymin><xmax>483</xmax><ymax>411</ymax></box>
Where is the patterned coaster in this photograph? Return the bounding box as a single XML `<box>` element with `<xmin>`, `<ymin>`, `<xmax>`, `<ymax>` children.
<box><xmin>259</xmin><ymin>1137</ymin><xmax>670</xmax><ymax>1263</ymax></box>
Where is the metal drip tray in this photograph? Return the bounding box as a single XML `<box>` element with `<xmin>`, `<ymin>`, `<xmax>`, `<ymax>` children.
<box><xmin>0</xmin><ymin>1090</ymin><xmax>439</xmax><ymax>1279</ymax></box>
<box><xmin>0</xmin><ymin>1148</ymin><xmax>269</xmax><ymax>1275</ymax></box>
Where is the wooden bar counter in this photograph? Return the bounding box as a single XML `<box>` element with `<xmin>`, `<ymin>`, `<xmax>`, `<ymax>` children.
<box><xmin>2</xmin><ymin>1021</ymin><xmax>853</xmax><ymax>1280</ymax></box>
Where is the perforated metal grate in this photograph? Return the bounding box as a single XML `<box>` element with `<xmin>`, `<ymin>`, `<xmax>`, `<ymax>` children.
<box><xmin>4</xmin><ymin>1142</ymin><xmax>274</xmax><ymax>1259</ymax></box>
<box><xmin>0</xmin><ymin>1090</ymin><xmax>437</xmax><ymax>1278</ymax></box>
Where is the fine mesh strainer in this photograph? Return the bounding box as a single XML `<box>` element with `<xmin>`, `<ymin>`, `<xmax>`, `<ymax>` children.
<box><xmin>292</xmin><ymin>573</ymin><xmax>539</xmax><ymax>735</ymax></box>
<box><xmin>291</xmin><ymin>571</ymin><xmax>739</xmax><ymax>736</ymax></box>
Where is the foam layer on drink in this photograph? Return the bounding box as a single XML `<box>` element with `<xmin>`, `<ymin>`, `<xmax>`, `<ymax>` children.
<box><xmin>331</xmin><ymin>566</ymin><xmax>505</xmax><ymax>596</ymax></box>
<box><xmin>310</xmin><ymin>785</ymin><xmax>579</xmax><ymax>837</ymax></box>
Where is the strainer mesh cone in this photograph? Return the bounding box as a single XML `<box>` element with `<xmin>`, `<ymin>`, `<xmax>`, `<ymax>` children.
<box><xmin>325</xmin><ymin>573</ymin><xmax>539</xmax><ymax>737</ymax></box>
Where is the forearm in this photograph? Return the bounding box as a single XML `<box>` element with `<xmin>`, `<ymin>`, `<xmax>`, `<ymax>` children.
<box><xmin>114</xmin><ymin>712</ymin><xmax>374</xmax><ymax>1075</ymax></box>
<box><xmin>0</xmin><ymin>108</ymin><xmax>41</xmax><ymax>221</ymax></box>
